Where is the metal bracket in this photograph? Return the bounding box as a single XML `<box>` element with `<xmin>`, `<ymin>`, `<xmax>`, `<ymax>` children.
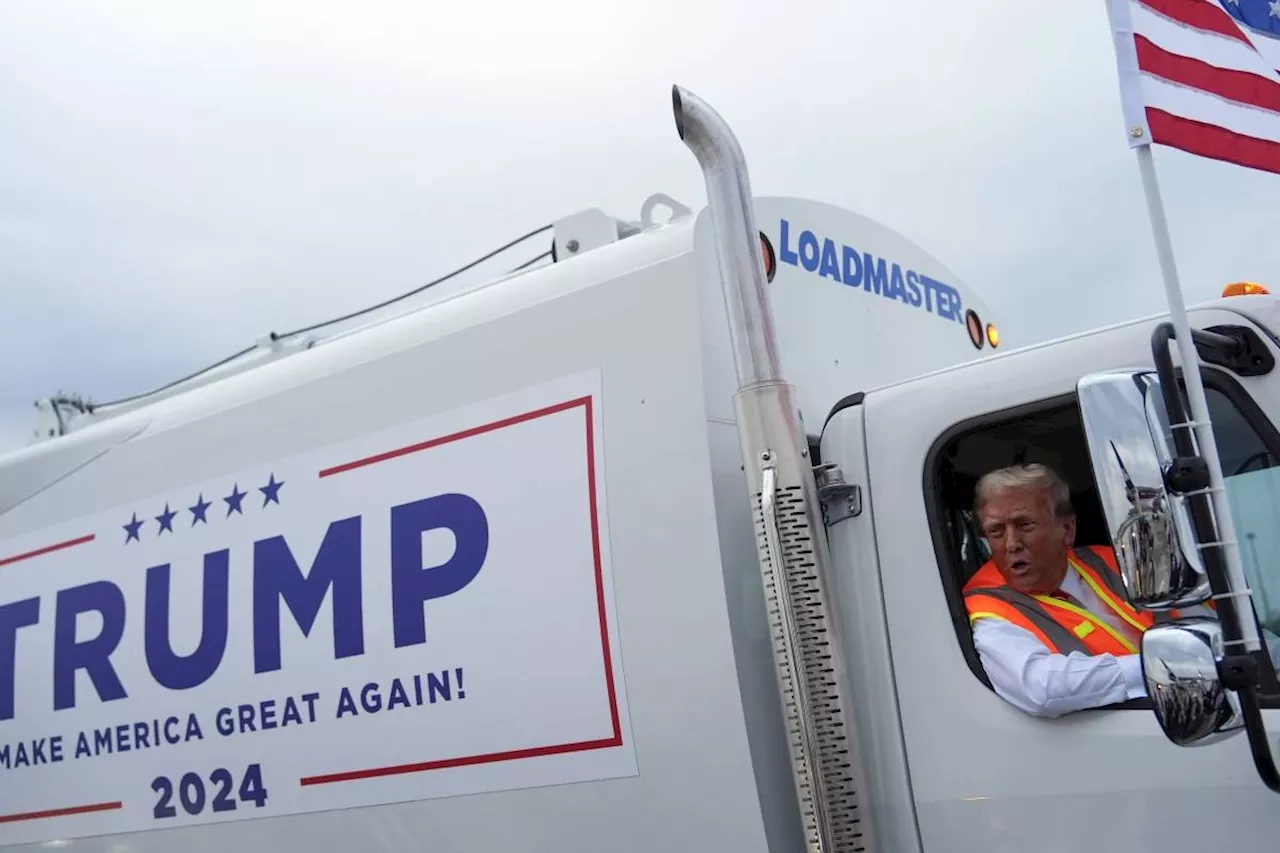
<box><xmin>814</xmin><ymin>462</ymin><xmax>862</xmax><ymax>526</ymax></box>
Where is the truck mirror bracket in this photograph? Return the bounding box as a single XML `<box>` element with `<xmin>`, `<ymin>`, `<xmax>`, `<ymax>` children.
<box><xmin>814</xmin><ymin>463</ymin><xmax>862</xmax><ymax>526</ymax></box>
<box><xmin>1192</xmin><ymin>324</ymin><xmax>1274</xmax><ymax>378</ymax></box>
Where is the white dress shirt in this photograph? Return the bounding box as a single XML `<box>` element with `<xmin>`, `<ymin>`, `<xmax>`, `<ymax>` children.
<box><xmin>973</xmin><ymin>568</ymin><xmax>1280</xmax><ymax>718</ymax></box>
<box><xmin>971</xmin><ymin>566</ymin><xmax>1154</xmax><ymax>718</ymax></box>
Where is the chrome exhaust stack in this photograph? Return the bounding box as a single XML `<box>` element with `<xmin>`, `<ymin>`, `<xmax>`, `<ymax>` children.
<box><xmin>672</xmin><ymin>84</ymin><xmax>877</xmax><ymax>853</ymax></box>
<box><xmin>671</xmin><ymin>85</ymin><xmax>783</xmax><ymax>389</ymax></box>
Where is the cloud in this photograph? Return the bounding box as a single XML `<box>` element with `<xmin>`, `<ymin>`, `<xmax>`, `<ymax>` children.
<box><xmin>1</xmin><ymin>0</ymin><xmax>1277</xmax><ymax>456</ymax></box>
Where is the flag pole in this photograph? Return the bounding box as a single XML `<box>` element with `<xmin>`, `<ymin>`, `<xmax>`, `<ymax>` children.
<box><xmin>1132</xmin><ymin>141</ymin><xmax>1262</xmax><ymax>653</ymax></box>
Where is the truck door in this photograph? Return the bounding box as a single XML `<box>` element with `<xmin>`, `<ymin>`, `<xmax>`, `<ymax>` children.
<box><xmin>820</xmin><ymin>303</ymin><xmax>1280</xmax><ymax>853</ymax></box>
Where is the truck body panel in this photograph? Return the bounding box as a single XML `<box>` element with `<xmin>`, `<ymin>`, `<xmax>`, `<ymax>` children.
<box><xmin>852</xmin><ymin>302</ymin><xmax>1280</xmax><ymax>851</ymax></box>
<box><xmin>0</xmin><ymin>231</ymin><xmax>782</xmax><ymax>851</ymax></box>
<box><xmin>2</xmin><ymin>106</ymin><xmax>1277</xmax><ymax>852</ymax></box>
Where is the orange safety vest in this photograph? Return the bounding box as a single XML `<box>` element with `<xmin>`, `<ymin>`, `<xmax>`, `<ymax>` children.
<box><xmin>963</xmin><ymin>545</ymin><xmax>1191</xmax><ymax>657</ymax></box>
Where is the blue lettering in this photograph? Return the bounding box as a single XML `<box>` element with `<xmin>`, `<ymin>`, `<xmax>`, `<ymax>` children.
<box><xmin>911</xmin><ymin>268</ymin><xmax>931</xmax><ymax>308</ymax></box>
<box><xmin>145</xmin><ymin>550</ymin><xmax>229</xmax><ymax>691</ymax></box>
<box><xmin>939</xmin><ymin>286</ymin><xmax>956</xmax><ymax>320</ymax></box>
<box><xmin>905</xmin><ymin>270</ymin><xmax>924</xmax><ymax>308</ymax></box>
<box><xmin>818</xmin><ymin>238</ymin><xmax>841</xmax><ymax>281</ymax></box>
<box><xmin>11</xmin><ymin>494</ymin><xmax>494</xmax><ymax>724</ymax></box>
<box><xmin>779</xmin><ymin>218</ymin><xmax>798</xmax><ymax>266</ymax></box>
<box><xmin>360</xmin><ymin>682</ymin><xmax>381</xmax><ymax>713</ymax></box>
<box><xmin>947</xmin><ymin>286</ymin><xmax>964</xmax><ymax>322</ymax></box>
<box><xmin>94</xmin><ymin>728</ymin><xmax>112</xmax><ymax>754</ymax></box>
<box><xmin>387</xmin><ymin>678</ymin><xmax>412</xmax><ymax>710</ymax></box>
<box><xmin>921</xmin><ymin>275</ymin><xmax>963</xmax><ymax>322</ymax></box>
<box><xmin>775</xmin><ymin>218</ymin><xmax>967</xmax><ymax>326</ymax></box>
<box><xmin>165</xmin><ymin>716</ymin><xmax>182</xmax><ymax>743</ymax></box>
<box><xmin>798</xmin><ymin>230</ymin><xmax>820</xmax><ymax>272</ymax></box>
<box><xmin>889</xmin><ymin>264</ymin><xmax>908</xmax><ymax>303</ymax></box>
<box><xmin>390</xmin><ymin>494</ymin><xmax>489</xmax><ymax>648</ymax></box>
<box><xmin>215</xmin><ymin>706</ymin><xmax>234</xmax><ymax>735</ymax></box>
<box><xmin>253</xmin><ymin>516</ymin><xmax>364</xmax><ymax>674</ymax></box>
<box><xmin>336</xmin><ymin>687</ymin><xmax>357</xmax><ymax>718</ymax></box>
<box><xmin>53</xmin><ymin>581</ymin><xmax>127</xmax><ymax>712</ymax></box>
<box><xmin>0</xmin><ymin>597</ymin><xmax>39</xmax><ymax>721</ymax></box>
<box><xmin>863</xmin><ymin>253</ymin><xmax>888</xmax><ymax>296</ymax></box>
<box><xmin>427</xmin><ymin>670</ymin><xmax>452</xmax><ymax>703</ymax></box>
<box><xmin>841</xmin><ymin>245</ymin><xmax>861</xmax><ymax>287</ymax></box>
<box><xmin>921</xmin><ymin>275</ymin><xmax>942</xmax><ymax>312</ymax></box>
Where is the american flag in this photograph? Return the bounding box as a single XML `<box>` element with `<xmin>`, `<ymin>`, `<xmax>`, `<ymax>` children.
<box><xmin>1107</xmin><ymin>0</ymin><xmax>1280</xmax><ymax>175</ymax></box>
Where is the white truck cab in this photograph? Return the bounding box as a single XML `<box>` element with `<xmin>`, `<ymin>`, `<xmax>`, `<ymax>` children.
<box><xmin>1</xmin><ymin>85</ymin><xmax>1278</xmax><ymax>853</ymax></box>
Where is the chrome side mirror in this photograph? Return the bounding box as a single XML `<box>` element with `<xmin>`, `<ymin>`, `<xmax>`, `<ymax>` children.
<box><xmin>1142</xmin><ymin>618</ymin><xmax>1244</xmax><ymax>746</ymax></box>
<box><xmin>1077</xmin><ymin>370</ymin><xmax>1211</xmax><ymax>610</ymax></box>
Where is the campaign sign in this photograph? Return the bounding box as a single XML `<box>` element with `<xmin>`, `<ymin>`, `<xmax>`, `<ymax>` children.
<box><xmin>0</xmin><ymin>371</ymin><xmax>634</xmax><ymax>845</ymax></box>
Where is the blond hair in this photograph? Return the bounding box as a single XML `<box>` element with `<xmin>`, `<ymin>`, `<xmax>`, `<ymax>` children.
<box><xmin>973</xmin><ymin>463</ymin><xmax>1074</xmax><ymax>519</ymax></box>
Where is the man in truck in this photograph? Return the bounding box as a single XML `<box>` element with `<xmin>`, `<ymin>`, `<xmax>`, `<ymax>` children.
<box><xmin>962</xmin><ymin>464</ymin><xmax>1184</xmax><ymax>718</ymax></box>
<box><xmin>962</xmin><ymin>463</ymin><xmax>1280</xmax><ymax>718</ymax></box>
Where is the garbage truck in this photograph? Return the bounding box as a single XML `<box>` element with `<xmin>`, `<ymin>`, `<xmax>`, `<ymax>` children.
<box><xmin>2</xmin><ymin>85</ymin><xmax>1279</xmax><ymax>853</ymax></box>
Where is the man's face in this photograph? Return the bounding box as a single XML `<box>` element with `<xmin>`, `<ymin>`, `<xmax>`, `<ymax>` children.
<box><xmin>978</xmin><ymin>486</ymin><xmax>1075</xmax><ymax>595</ymax></box>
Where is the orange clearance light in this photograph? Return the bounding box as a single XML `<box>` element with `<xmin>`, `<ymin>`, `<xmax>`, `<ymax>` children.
<box><xmin>986</xmin><ymin>323</ymin><xmax>1000</xmax><ymax>349</ymax></box>
<box><xmin>1223</xmin><ymin>281</ymin><xmax>1269</xmax><ymax>297</ymax></box>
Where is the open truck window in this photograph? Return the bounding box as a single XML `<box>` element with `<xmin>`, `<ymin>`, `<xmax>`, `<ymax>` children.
<box><xmin>923</xmin><ymin>394</ymin><xmax>1128</xmax><ymax>699</ymax></box>
<box><xmin>925</xmin><ymin>369</ymin><xmax>1280</xmax><ymax>707</ymax></box>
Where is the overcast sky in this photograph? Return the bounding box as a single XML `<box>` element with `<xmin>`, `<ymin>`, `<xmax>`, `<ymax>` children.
<box><xmin>2</xmin><ymin>0</ymin><xmax>1277</xmax><ymax>454</ymax></box>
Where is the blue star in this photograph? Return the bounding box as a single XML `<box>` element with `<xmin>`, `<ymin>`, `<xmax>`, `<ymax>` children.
<box><xmin>155</xmin><ymin>503</ymin><xmax>176</xmax><ymax>535</ymax></box>
<box><xmin>224</xmin><ymin>483</ymin><xmax>246</xmax><ymax>517</ymax></box>
<box><xmin>190</xmin><ymin>493</ymin><xmax>211</xmax><ymax>525</ymax></box>
<box><xmin>259</xmin><ymin>473</ymin><xmax>284</xmax><ymax>507</ymax></box>
<box><xmin>123</xmin><ymin>512</ymin><xmax>144</xmax><ymax>544</ymax></box>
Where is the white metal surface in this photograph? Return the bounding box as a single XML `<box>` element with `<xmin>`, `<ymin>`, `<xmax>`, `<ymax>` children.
<box><xmin>693</xmin><ymin>197</ymin><xmax>1005</xmax><ymax>430</ymax></box>
<box><xmin>551</xmin><ymin>208</ymin><xmax>638</xmax><ymax>261</ymax></box>
<box><xmin>853</xmin><ymin>301</ymin><xmax>1280</xmax><ymax>852</ymax></box>
<box><xmin>1</xmin><ymin>150</ymin><xmax>1044</xmax><ymax>852</ymax></box>
<box><xmin>0</xmin><ymin>372</ymin><xmax>637</xmax><ymax>846</ymax></box>
<box><xmin>0</xmin><ymin>225</ymin><xmax>779</xmax><ymax>852</ymax></box>
<box><xmin>819</xmin><ymin>406</ymin><xmax>925</xmax><ymax>853</ymax></box>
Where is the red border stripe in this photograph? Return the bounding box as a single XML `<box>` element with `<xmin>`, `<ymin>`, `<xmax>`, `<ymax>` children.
<box><xmin>1148</xmin><ymin>106</ymin><xmax>1280</xmax><ymax>175</ymax></box>
<box><xmin>584</xmin><ymin>397</ymin><xmax>622</xmax><ymax>744</ymax></box>
<box><xmin>0</xmin><ymin>801</ymin><xmax>122</xmax><ymax>825</ymax></box>
<box><xmin>1137</xmin><ymin>0</ymin><xmax>1253</xmax><ymax>45</ymax></box>
<box><xmin>303</xmin><ymin>395</ymin><xmax>623</xmax><ymax>786</ymax></box>
<box><xmin>318</xmin><ymin>397</ymin><xmax>591</xmax><ymax>478</ymax></box>
<box><xmin>300</xmin><ymin>737</ymin><xmax>620</xmax><ymax>786</ymax></box>
<box><xmin>1136</xmin><ymin>33</ymin><xmax>1280</xmax><ymax>113</ymax></box>
<box><xmin>0</xmin><ymin>534</ymin><xmax>95</xmax><ymax>569</ymax></box>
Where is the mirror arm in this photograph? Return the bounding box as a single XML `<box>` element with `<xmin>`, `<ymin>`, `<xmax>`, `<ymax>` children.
<box><xmin>1194</xmin><ymin>325</ymin><xmax>1275</xmax><ymax>378</ymax></box>
<box><xmin>1236</xmin><ymin>678</ymin><xmax>1280</xmax><ymax>793</ymax></box>
<box><xmin>1152</xmin><ymin>321</ymin><xmax>1280</xmax><ymax>792</ymax></box>
<box><xmin>1190</xmin><ymin>328</ymin><xmax>1242</xmax><ymax>360</ymax></box>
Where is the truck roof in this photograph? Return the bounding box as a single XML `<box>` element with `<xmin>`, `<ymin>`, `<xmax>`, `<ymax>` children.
<box><xmin>844</xmin><ymin>292</ymin><xmax>1280</xmax><ymax>409</ymax></box>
